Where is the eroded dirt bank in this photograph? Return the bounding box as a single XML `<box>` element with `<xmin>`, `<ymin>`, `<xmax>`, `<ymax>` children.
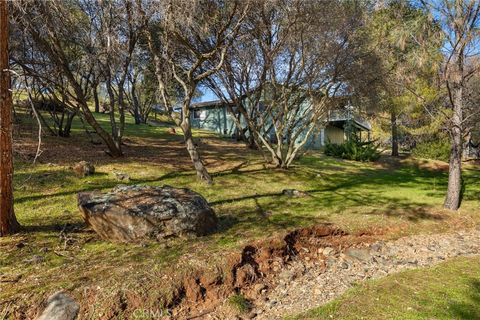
<box><xmin>211</xmin><ymin>227</ymin><xmax>480</xmax><ymax>319</ymax></box>
<box><xmin>8</xmin><ymin>224</ymin><xmax>480</xmax><ymax>319</ymax></box>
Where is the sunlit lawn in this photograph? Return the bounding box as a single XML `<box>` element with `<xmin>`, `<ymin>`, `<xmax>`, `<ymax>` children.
<box><xmin>1</xmin><ymin>111</ymin><xmax>479</xmax><ymax>315</ymax></box>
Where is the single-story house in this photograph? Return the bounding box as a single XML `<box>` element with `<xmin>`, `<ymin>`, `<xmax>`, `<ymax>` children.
<box><xmin>190</xmin><ymin>99</ymin><xmax>371</xmax><ymax>149</ymax></box>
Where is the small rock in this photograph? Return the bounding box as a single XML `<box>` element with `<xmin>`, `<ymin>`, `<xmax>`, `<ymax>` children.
<box><xmin>36</xmin><ymin>291</ymin><xmax>79</xmax><ymax>320</ymax></box>
<box><xmin>345</xmin><ymin>248</ymin><xmax>371</xmax><ymax>262</ymax></box>
<box><xmin>253</xmin><ymin>283</ymin><xmax>267</xmax><ymax>294</ymax></box>
<box><xmin>322</xmin><ymin>247</ymin><xmax>334</xmax><ymax>256</ymax></box>
<box><xmin>340</xmin><ymin>262</ymin><xmax>349</xmax><ymax>269</ymax></box>
<box><xmin>15</xmin><ymin>242</ymin><xmax>26</xmax><ymax>249</ymax></box>
<box><xmin>326</xmin><ymin>257</ymin><xmax>336</xmax><ymax>268</ymax></box>
<box><xmin>279</xmin><ymin>269</ymin><xmax>296</xmax><ymax>282</ymax></box>
<box><xmin>282</xmin><ymin>189</ymin><xmax>310</xmax><ymax>198</ymax></box>
<box><xmin>266</xmin><ymin>300</ymin><xmax>277</xmax><ymax>308</ymax></box>
<box><xmin>370</xmin><ymin>242</ymin><xmax>384</xmax><ymax>252</ymax></box>
<box><xmin>72</xmin><ymin>161</ymin><xmax>95</xmax><ymax>178</ymax></box>
<box><xmin>112</xmin><ymin>172</ymin><xmax>130</xmax><ymax>182</ymax></box>
<box><xmin>26</xmin><ymin>255</ymin><xmax>45</xmax><ymax>264</ymax></box>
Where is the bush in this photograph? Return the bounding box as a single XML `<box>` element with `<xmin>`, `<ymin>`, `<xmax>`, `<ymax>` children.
<box><xmin>324</xmin><ymin>136</ymin><xmax>381</xmax><ymax>162</ymax></box>
<box><xmin>227</xmin><ymin>293</ymin><xmax>251</xmax><ymax>313</ymax></box>
<box><xmin>412</xmin><ymin>139</ymin><xmax>451</xmax><ymax>162</ymax></box>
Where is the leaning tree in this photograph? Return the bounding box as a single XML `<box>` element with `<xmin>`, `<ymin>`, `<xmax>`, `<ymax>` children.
<box><xmin>140</xmin><ymin>0</ymin><xmax>250</xmax><ymax>183</ymax></box>
<box><xmin>11</xmin><ymin>0</ymin><xmax>127</xmax><ymax>157</ymax></box>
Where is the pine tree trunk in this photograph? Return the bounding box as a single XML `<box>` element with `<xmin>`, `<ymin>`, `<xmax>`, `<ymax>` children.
<box><xmin>0</xmin><ymin>2</ymin><xmax>20</xmax><ymax>236</ymax></box>
<box><xmin>444</xmin><ymin>83</ymin><xmax>463</xmax><ymax>210</ymax></box>
<box><xmin>391</xmin><ymin>111</ymin><xmax>399</xmax><ymax>157</ymax></box>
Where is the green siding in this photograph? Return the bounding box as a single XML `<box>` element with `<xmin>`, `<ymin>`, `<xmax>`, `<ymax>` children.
<box><xmin>191</xmin><ymin>106</ymin><xmax>237</xmax><ymax>136</ymax></box>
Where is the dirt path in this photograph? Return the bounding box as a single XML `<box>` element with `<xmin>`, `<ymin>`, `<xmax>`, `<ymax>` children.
<box><xmin>251</xmin><ymin>228</ymin><xmax>480</xmax><ymax>319</ymax></box>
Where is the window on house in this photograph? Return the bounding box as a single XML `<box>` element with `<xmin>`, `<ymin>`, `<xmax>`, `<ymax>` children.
<box><xmin>193</xmin><ymin>109</ymin><xmax>205</xmax><ymax>120</ymax></box>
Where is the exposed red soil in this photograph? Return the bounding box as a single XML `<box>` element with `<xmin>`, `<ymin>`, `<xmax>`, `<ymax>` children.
<box><xmin>4</xmin><ymin>222</ymin><xmax>436</xmax><ymax>319</ymax></box>
<box><xmin>67</xmin><ymin>223</ymin><xmax>379</xmax><ymax>320</ymax></box>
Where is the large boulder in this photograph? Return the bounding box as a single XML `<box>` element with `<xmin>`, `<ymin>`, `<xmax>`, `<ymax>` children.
<box><xmin>77</xmin><ymin>185</ymin><xmax>218</xmax><ymax>242</ymax></box>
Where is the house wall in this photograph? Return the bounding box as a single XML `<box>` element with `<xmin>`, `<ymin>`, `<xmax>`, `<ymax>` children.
<box><xmin>191</xmin><ymin>106</ymin><xmax>237</xmax><ymax>136</ymax></box>
<box><xmin>325</xmin><ymin>125</ymin><xmax>345</xmax><ymax>144</ymax></box>
<box><xmin>190</xmin><ymin>104</ymin><xmax>365</xmax><ymax>150</ymax></box>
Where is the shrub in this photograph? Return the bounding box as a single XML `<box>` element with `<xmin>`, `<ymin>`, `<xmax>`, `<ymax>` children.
<box><xmin>227</xmin><ymin>293</ymin><xmax>251</xmax><ymax>313</ymax></box>
<box><xmin>324</xmin><ymin>136</ymin><xmax>381</xmax><ymax>162</ymax></box>
<box><xmin>412</xmin><ymin>139</ymin><xmax>451</xmax><ymax>162</ymax></box>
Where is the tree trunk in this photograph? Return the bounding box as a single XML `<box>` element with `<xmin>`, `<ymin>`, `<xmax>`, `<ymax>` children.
<box><xmin>391</xmin><ymin>110</ymin><xmax>399</xmax><ymax>157</ymax></box>
<box><xmin>131</xmin><ymin>81</ymin><xmax>141</xmax><ymax>125</ymax></box>
<box><xmin>182</xmin><ymin>123</ymin><xmax>212</xmax><ymax>184</ymax></box>
<box><xmin>0</xmin><ymin>2</ymin><xmax>20</xmax><ymax>236</ymax></box>
<box><xmin>444</xmin><ymin>83</ymin><xmax>463</xmax><ymax>210</ymax></box>
<box><xmin>62</xmin><ymin>112</ymin><xmax>75</xmax><ymax>138</ymax></box>
<box><xmin>105</xmin><ymin>76</ymin><xmax>122</xmax><ymax>153</ymax></box>
<box><xmin>93</xmin><ymin>83</ymin><xmax>100</xmax><ymax>113</ymax></box>
<box><xmin>117</xmin><ymin>81</ymin><xmax>126</xmax><ymax>142</ymax></box>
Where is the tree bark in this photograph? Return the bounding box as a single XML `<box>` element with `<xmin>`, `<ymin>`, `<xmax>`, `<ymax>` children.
<box><xmin>391</xmin><ymin>110</ymin><xmax>399</xmax><ymax>157</ymax></box>
<box><xmin>131</xmin><ymin>80</ymin><xmax>141</xmax><ymax>125</ymax></box>
<box><xmin>182</xmin><ymin>124</ymin><xmax>212</xmax><ymax>184</ymax></box>
<box><xmin>105</xmin><ymin>77</ymin><xmax>122</xmax><ymax>153</ymax></box>
<box><xmin>444</xmin><ymin>82</ymin><xmax>463</xmax><ymax>210</ymax></box>
<box><xmin>62</xmin><ymin>111</ymin><xmax>75</xmax><ymax>138</ymax></box>
<box><xmin>93</xmin><ymin>82</ymin><xmax>100</xmax><ymax>113</ymax></box>
<box><xmin>0</xmin><ymin>1</ymin><xmax>20</xmax><ymax>236</ymax></box>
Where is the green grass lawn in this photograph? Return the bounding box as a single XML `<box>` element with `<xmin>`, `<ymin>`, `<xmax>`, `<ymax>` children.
<box><xmin>291</xmin><ymin>256</ymin><xmax>480</xmax><ymax>320</ymax></box>
<box><xmin>1</xmin><ymin>110</ymin><xmax>480</xmax><ymax>316</ymax></box>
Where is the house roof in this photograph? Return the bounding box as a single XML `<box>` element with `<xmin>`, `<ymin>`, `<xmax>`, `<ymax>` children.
<box><xmin>329</xmin><ymin>119</ymin><xmax>371</xmax><ymax>131</ymax></box>
<box><xmin>190</xmin><ymin>99</ymin><xmax>234</xmax><ymax>109</ymax></box>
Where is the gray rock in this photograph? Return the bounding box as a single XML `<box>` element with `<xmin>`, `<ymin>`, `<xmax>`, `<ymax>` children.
<box><xmin>26</xmin><ymin>255</ymin><xmax>45</xmax><ymax>264</ymax></box>
<box><xmin>36</xmin><ymin>291</ymin><xmax>79</xmax><ymax>320</ymax></box>
<box><xmin>113</xmin><ymin>172</ymin><xmax>130</xmax><ymax>182</ymax></box>
<box><xmin>345</xmin><ymin>248</ymin><xmax>371</xmax><ymax>262</ymax></box>
<box><xmin>78</xmin><ymin>185</ymin><xmax>218</xmax><ymax>242</ymax></box>
<box><xmin>370</xmin><ymin>242</ymin><xmax>384</xmax><ymax>252</ymax></box>
<box><xmin>282</xmin><ymin>189</ymin><xmax>310</xmax><ymax>198</ymax></box>
<box><xmin>326</xmin><ymin>257</ymin><xmax>336</xmax><ymax>268</ymax></box>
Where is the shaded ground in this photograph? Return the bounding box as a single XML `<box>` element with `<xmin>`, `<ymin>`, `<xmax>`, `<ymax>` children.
<box><xmin>1</xmin><ymin>110</ymin><xmax>480</xmax><ymax>318</ymax></box>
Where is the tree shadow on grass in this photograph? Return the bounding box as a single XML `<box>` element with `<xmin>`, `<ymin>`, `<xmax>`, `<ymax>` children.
<box><xmin>20</xmin><ymin>222</ymin><xmax>89</xmax><ymax>234</ymax></box>
<box><xmin>449</xmin><ymin>279</ymin><xmax>480</xmax><ymax>319</ymax></box>
<box><xmin>14</xmin><ymin>157</ymin><xmax>458</xmax><ymax>236</ymax></box>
